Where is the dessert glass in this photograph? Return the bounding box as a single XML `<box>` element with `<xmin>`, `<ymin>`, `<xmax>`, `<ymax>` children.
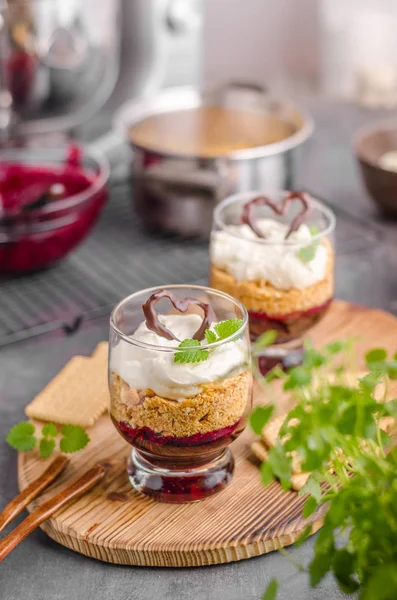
<box><xmin>109</xmin><ymin>285</ymin><xmax>252</xmax><ymax>503</ymax></box>
<box><xmin>210</xmin><ymin>191</ymin><xmax>336</xmax><ymax>371</ymax></box>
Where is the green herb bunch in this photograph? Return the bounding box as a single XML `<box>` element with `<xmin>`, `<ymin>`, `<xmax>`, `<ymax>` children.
<box><xmin>250</xmin><ymin>336</ymin><xmax>397</xmax><ymax>600</ymax></box>
<box><xmin>6</xmin><ymin>421</ymin><xmax>90</xmax><ymax>459</ymax></box>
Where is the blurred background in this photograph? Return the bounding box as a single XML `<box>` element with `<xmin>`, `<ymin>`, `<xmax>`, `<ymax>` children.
<box><xmin>1</xmin><ymin>0</ymin><xmax>397</xmax><ymax>346</ymax></box>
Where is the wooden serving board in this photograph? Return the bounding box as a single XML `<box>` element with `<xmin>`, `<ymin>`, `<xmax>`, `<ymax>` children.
<box><xmin>17</xmin><ymin>301</ymin><xmax>397</xmax><ymax>567</ymax></box>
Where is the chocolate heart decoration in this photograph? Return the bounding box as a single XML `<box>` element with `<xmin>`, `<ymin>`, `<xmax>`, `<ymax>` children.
<box><xmin>142</xmin><ymin>290</ymin><xmax>216</xmax><ymax>342</ymax></box>
<box><xmin>241</xmin><ymin>191</ymin><xmax>311</xmax><ymax>240</ymax></box>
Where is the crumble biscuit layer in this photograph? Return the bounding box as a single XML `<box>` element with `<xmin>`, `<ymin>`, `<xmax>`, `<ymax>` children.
<box><xmin>210</xmin><ymin>239</ymin><xmax>334</xmax><ymax>317</ymax></box>
<box><xmin>110</xmin><ymin>370</ymin><xmax>252</xmax><ymax>438</ymax></box>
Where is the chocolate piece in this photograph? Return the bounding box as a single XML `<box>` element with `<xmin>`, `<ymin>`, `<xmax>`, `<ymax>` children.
<box><xmin>142</xmin><ymin>289</ymin><xmax>215</xmax><ymax>341</ymax></box>
<box><xmin>241</xmin><ymin>191</ymin><xmax>311</xmax><ymax>239</ymax></box>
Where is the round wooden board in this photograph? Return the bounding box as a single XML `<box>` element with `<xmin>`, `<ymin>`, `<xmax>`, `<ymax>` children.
<box><xmin>18</xmin><ymin>301</ymin><xmax>397</xmax><ymax>567</ymax></box>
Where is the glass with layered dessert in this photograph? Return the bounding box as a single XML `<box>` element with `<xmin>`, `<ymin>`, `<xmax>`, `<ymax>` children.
<box><xmin>210</xmin><ymin>191</ymin><xmax>335</xmax><ymax>370</ymax></box>
<box><xmin>109</xmin><ymin>285</ymin><xmax>252</xmax><ymax>503</ymax></box>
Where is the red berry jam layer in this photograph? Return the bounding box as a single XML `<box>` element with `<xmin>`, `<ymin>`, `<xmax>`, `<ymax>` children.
<box><xmin>249</xmin><ymin>298</ymin><xmax>332</xmax><ymax>342</ymax></box>
<box><xmin>116</xmin><ymin>419</ymin><xmax>240</xmax><ymax>448</ymax></box>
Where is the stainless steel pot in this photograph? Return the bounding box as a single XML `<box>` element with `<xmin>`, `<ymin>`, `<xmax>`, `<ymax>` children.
<box><xmin>113</xmin><ymin>84</ymin><xmax>314</xmax><ymax>239</ymax></box>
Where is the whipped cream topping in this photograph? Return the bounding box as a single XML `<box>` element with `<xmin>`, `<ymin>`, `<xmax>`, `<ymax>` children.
<box><xmin>211</xmin><ymin>218</ymin><xmax>328</xmax><ymax>290</ymax></box>
<box><xmin>110</xmin><ymin>313</ymin><xmax>248</xmax><ymax>401</ymax></box>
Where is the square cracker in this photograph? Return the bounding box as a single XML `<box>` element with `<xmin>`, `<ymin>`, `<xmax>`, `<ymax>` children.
<box><xmin>261</xmin><ymin>414</ymin><xmax>285</xmax><ymax>448</ymax></box>
<box><xmin>251</xmin><ymin>440</ymin><xmax>269</xmax><ymax>463</ymax></box>
<box><xmin>25</xmin><ymin>355</ymin><xmax>109</xmax><ymax>427</ymax></box>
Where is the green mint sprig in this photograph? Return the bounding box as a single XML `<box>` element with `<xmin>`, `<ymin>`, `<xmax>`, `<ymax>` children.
<box><xmin>174</xmin><ymin>339</ymin><xmax>209</xmax><ymax>364</ymax></box>
<box><xmin>6</xmin><ymin>421</ymin><xmax>90</xmax><ymax>459</ymax></box>
<box><xmin>252</xmin><ymin>338</ymin><xmax>397</xmax><ymax>599</ymax></box>
<box><xmin>298</xmin><ymin>225</ymin><xmax>321</xmax><ymax>264</ymax></box>
<box><xmin>174</xmin><ymin>318</ymin><xmax>243</xmax><ymax>364</ymax></box>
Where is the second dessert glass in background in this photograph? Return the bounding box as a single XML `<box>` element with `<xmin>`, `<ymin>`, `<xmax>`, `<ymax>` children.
<box><xmin>210</xmin><ymin>191</ymin><xmax>336</xmax><ymax>371</ymax></box>
<box><xmin>109</xmin><ymin>285</ymin><xmax>252</xmax><ymax>503</ymax></box>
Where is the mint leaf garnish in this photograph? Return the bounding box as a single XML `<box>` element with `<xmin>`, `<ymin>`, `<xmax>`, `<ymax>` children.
<box><xmin>60</xmin><ymin>425</ymin><xmax>90</xmax><ymax>454</ymax></box>
<box><xmin>39</xmin><ymin>438</ymin><xmax>56</xmax><ymax>459</ymax></box>
<box><xmin>174</xmin><ymin>318</ymin><xmax>243</xmax><ymax>364</ymax></box>
<box><xmin>204</xmin><ymin>329</ymin><xmax>217</xmax><ymax>344</ymax></box>
<box><xmin>174</xmin><ymin>339</ymin><xmax>209</xmax><ymax>364</ymax></box>
<box><xmin>6</xmin><ymin>422</ymin><xmax>37</xmax><ymax>451</ymax></box>
<box><xmin>309</xmin><ymin>225</ymin><xmax>320</xmax><ymax>236</ymax></box>
<box><xmin>6</xmin><ymin>420</ymin><xmax>89</xmax><ymax>458</ymax></box>
<box><xmin>42</xmin><ymin>423</ymin><xmax>58</xmax><ymax>438</ymax></box>
<box><xmin>298</xmin><ymin>242</ymin><xmax>318</xmax><ymax>263</ymax></box>
<box><xmin>213</xmin><ymin>318</ymin><xmax>243</xmax><ymax>340</ymax></box>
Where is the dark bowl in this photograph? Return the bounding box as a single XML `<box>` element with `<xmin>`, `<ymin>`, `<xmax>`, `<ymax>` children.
<box><xmin>354</xmin><ymin>121</ymin><xmax>397</xmax><ymax>216</ymax></box>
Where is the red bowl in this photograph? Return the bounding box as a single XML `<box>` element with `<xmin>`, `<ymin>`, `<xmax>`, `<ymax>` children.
<box><xmin>0</xmin><ymin>146</ymin><xmax>109</xmax><ymax>274</ymax></box>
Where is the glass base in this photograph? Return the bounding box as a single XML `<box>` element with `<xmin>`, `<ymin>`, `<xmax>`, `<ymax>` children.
<box><xmin>256</xmin><ymin>338</ymin><xmax>305</xmax><ymax>376</ymax></box>
<box><xmin>127</xmin><ymin>448</ymin><xmax>234</xmax><ymax>503</ymax></box>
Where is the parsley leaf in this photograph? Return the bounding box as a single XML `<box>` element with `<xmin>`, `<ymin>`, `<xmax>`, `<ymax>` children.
<box><xmin>213</xmin><ymin>318</ymin><xmax>243</xmax><ymax>340</ymax></box>
<box><xmin>60</xmin><ymin>425</ymin><xmax>90</xmax><ymax>454</ymax></box>
<box><xmin>332</xmin><ymin>550</ymin><xmax>359</xmax><ymax>594</ymax></box>
<box><xmin>253</xmin><ymin>330</ymin><xmax>277</xmax><ymax>353</ymax></box>
<box><xmin>309</xmin><ymin>225</ymin><xmax>320</xmax><ymax>236</ymax></box>
<box><xmin>309</xmin><ymin>550</ymin><xmax>333</xmax><ymax>587</ymax></box>
<box><xmin>268</xmin><ymin>443</ymin><xmax>292</xmax><ymax>489</ymax></box>
<box><xmin>6</xmin><ymin>422</ymin><xmax>37</xmax><ymax>452</ymax></box>
<box><xmin>260</xmin><ymin>462</ymin><xmax>274</xmax><ymax>487</ymax></box>
<box><xmin>250</xmin><ymin>405</ymin><xmax>275</xmax><ymax>435</ymax></box>
<box><xmin>42</xmin><ymin>423</ymin><xmax>58</xmax><ymax>438</ymax></box>
<box><xmin>299</xmin><ymin>477</ymin><xmax>322</xmax><ymax>503</ymax></box>
<box><xmin>262</xmin><ymin>579</ymin><xmax>278</xmax><ymax>600</ymax></box>
<box><xmin>362</xmin><ymin>565</ymin><xmax>397</xmax><ymax>600</ymax></box>
<box><xmin>295</xmin><ymin>523</ymin><xmax>313</xmax><ymax>547</ymax></box>
<box><xmin>303</xmin><ymin>496</ymin><xmax>318</xmax><ymax>518</ymax></box>
<box><xmin>283</xmin><ymin>366</ymin><xmax>312</xmax><ymax>390</ymax></box>
<box><xmin>365</xmin><ymin>348</ymin><xmax>388</xmax><ymax>364</ymax></box>
<box><xmin>39</xmin><ymin>438</ymin><xmax>56</xmax><ymax>459</ymax></box>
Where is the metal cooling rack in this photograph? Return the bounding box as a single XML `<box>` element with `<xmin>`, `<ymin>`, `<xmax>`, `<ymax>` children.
<box><xmin>0</xmin><ymin>183</ymin><xmax>381</xmax><ymax>346</ymax></box>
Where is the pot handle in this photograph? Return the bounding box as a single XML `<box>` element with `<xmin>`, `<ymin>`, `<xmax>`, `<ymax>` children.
<box><xmin>89</xmin><ymin>130</ymin><xmax>132</xmax><ymax>183</ymax></box>
<box><xmin>223</xmin><ymin>81</ymin><xmax>268</xmax><ymax>95</ymax></box>
<box><xmin>208</xmin><ymin>80</ymin><xmax>273</xmax><ymax>112</ymax></box>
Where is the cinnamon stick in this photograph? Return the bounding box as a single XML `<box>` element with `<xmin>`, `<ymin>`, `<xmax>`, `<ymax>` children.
<box><xmin>0</xmin><ymin>455</ymin><xmax>69</xmax><ymax>534</ymax></box>
<box><xmin>0</xmin><ymin>463</ymin><xmax>106</xmax><ymax>562</ymax></box>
